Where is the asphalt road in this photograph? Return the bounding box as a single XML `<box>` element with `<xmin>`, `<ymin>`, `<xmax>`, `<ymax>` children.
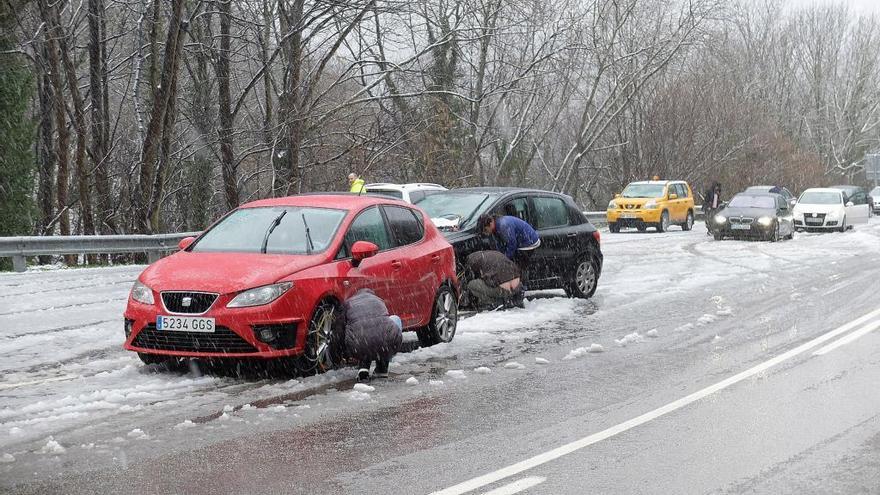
<box><xmin>2</xmin><ymin>221</ymin><xmax>880</xmax><ymax>494</ymax></box>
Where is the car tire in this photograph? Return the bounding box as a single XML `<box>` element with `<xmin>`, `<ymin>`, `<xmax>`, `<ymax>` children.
<box><xmin>636</xmin><ymin>225</ymin><xmax>647</xmax><ymax>232</ymax></box>
<box><xmin>713</xmin><ymin>232</ymin><xmax>723</xmax><ymax>241</ymax></box>
<box><xmin>564</xmin><ymin>254</ymin><xmax>599</xmax><ymax>299</ymax></box>
<box><xmin>417</xmin><ymin>285</ymin><xmax>458</xmax><ymax>347</ymax></box>
<box><xmin>656</xmin><ymin>211</ymin><xmax>670</xmax><ymax>233</ymax></box>
<box><xmin>839</xmin><ymin>217</ymin><xmax>846</xmax><ymax>233</ymax></box>
<box><xmin>769</xmin><ymin>223</ymin><xmax>780</xmax><ymax>242</ymax></box>
<box><xmin>294</xmin><ymin>299</ymin><xmax>339</xmax><ymax>376</ymax></box>
<box><xmin>681</xmin><ymin>210</ymin><xmax>694</xmax><ymax>231</ymax></box>
<box><xmin>609</xmin><ymin>222</ymin><xmax>620</xmax><ymax>233</ymax></box>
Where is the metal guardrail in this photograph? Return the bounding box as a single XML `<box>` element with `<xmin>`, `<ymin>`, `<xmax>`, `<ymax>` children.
<box><xmin>0</xmin><ymin>232</ymin><xmax>199</xmax><ymax>273</ymax></box>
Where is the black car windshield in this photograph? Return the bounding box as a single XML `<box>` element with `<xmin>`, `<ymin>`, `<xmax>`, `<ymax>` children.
<box><xmin>191</xmin><ymin>206</ymin><xmax>346</xmax><ymax>254</ymax></box>
<box><xmin>728</xmin><ymin>195</ymin><xmax>775</xmax><ymax>209</ymax></box>
<box><xmin>621</xmin><ymin>183</ymin><xmax>666</xmax><ymax>198</ymax></box>
<box><xmin>798</xmin><ymin>191</ymin><xmax>842</xmax><ymax>205</ymax></box>
<box><xmin>416</xmin><ymin>192</ymin><xmax>498</xmax><ymax>229</ymax></box>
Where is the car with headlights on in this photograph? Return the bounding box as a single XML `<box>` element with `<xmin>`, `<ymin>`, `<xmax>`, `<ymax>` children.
<box><xmin>124</xmin><ymin>194</ymin><xmax>459</xmax><ymax>374</ymax></box>
<box><xmin>709</xmin><ymin>193</ymin><xmax>794</xmax><ymax>241</ymax></box>
<box><xmin>607</xmin><ymin>180</ymin><xmax>695</xmax><ymax>233</ymax></box>
<box><xmin>793</xmin><ymin>188</ymin><xmax>869</xmax><ymax>232</ymax></box>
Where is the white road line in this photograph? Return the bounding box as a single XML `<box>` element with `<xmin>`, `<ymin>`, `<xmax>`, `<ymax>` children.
<box><xmin>481</xmin><ymin>477</ymin><xmax>546</xmax><ymax>495</ymax></box>
<box><xmin>813</xmin><ymin>319</ymin><xmax>880</xmax><ymax>356</ymax></box>
<box><xmin>430</xmin><ymin>306</ymin><xmax>880</xmax><ymax>495</ymax></box>
<box><xmin>0</xmin><ymin>374</ymin><xmax>80</xmax><ymax>391</ymax></box>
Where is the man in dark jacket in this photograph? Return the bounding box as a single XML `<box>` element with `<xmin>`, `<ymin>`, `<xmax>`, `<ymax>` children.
<box><xmin>466</xmin><ymin>251</ymin><xmax>525</xmax><ymax>310</ymax></box>
<box><xmin>335</xmin><ymin>289</ymin><xmax>402</xmax><ymax>381</ymax></box>
<box><xmin>703</xmin><ymin>182</ymin><xmax>722</xmax><ymax>234</ymax></box>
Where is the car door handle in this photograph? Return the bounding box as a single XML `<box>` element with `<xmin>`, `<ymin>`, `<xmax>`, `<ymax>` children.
<box><xmin>431</xmin><ymin>255</ymin><xmax>441</xmax><ymax>264</ymax></box>
<box><xmin>567</xmin><ymin>233</ymin><xmax>578</xmax><ymax>238</ymax></box>
<box><xmin>391</xmin><ymin>260</ymin><xmax>402</xmax><ymax>269</ymax></box>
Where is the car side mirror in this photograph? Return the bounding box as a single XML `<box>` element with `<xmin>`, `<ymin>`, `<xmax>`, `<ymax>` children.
<box><xmin>846</xmin><ymin>201</ymin><xmax>854</xmax><ymax>207</ymax></box>
<box><xmin>351</xmin><ymin>240</ymin><xmax>379</xmax><ymax>267</ymax></box>
<box><xmin>668</xmin><ymin>193</ymin><xmax>678</xmax><ymax>200</ymax></box>
<box><xmin>178</xmin><ymin>236</ymin><xmax>195</xmax><ymax>251</ymax></box>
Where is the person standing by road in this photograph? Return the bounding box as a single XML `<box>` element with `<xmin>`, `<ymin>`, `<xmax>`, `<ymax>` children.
<box><xmin>703</xmin><ymin>182</ymin><xmax>722</xmax><ymax>233</ymax></box>
<box><xmin>465</xmin><ymin>250</ymin><xmax>525</xmax><ymax>310</ymax></box>
<box><xmin>348</xmin><ymin>172</ymin><xmax>367</xmax><ymax>194</ymax></box>
<box><xmin>478</xmin><ymin>213</ymin><xmax>540</xmax><ymax>275</ymax></box>
<box><xmin>334</xmin><ymin>288</ymin><xmax>402</xmax><ymax>381</ymax></box>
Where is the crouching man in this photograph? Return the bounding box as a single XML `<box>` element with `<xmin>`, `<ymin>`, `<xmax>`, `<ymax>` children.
<box><xmin>336</xmin><ymin>288</ymin><xmax>403</xmax><ymax>381</ymax></box>
<box><xmin>466</xmin><ymin>250</ymin><xmax>525</xmax><ymax>310</ymax></box>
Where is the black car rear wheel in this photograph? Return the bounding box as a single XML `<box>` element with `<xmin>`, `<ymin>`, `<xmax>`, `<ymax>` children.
<box><xmin>564</xmin><ymin>254</ymin><xmax>599</xmax><ymax>299</ymax></box>
<box><xmin>417</xmin><ymin>285</ymin><xmax>458</xmax><ymax>347</ymax></box>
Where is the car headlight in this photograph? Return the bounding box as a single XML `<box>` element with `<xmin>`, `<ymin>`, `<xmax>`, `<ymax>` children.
<box><xmin>644</xmin><ymin>201</ymin><xmax>658</xmax><ymax>209</ymax></box>
<box><xmin>607</xmin><ymin>200</ymin><xmax>616</xmax><ymax>209</ymax></box>
<box><xmin>758</xmin><ymin>216</ymin><xmax>773</xmax><ymax>226</ymax></box>
<box><xmin>227</xmin><ymin>282</ymin><xmax>293</xmax><ymax>308</ymax></box>
<box><xmin>130</xmin><ymin>280</ymin><xmax>155</xmax><ymax>305</ymax></box>
<box><xmin>714</xmin><ymin>214</ymin><xmax>727</xmax><ymax>224</ymax></box>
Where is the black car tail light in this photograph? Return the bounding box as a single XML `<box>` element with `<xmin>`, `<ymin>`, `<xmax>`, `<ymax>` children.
<box><xmin>592</xmin><ymin>231</ymin><xmax>601</xmax><ymax>245</ymax></box>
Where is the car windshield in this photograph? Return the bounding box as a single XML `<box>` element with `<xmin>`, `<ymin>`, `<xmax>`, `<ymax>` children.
<box><xmin>369</xmin><ymin>189</ymin><xmax>404</xmax><ymax>199</ymax></box>
<box><xmin>416</xmin><ymin>192</ymin><xmax>498</xmax><ymax>230</ymax></box>
<box><xmin>191</xmin><ymin>206</ymin><xmax>346</xmax><ymax>254</ymax></box>
<box><xmin>728</xmin><ymin>195</ymin><xmax>775</xmax><ymax>209</ymax></box>
<box><xmin>744</xmin><ymin>186</ymin><xmax>771</xmax><ymax>193</ymax></box>
<box><xmin>621</xmin><ymin>183</ymin><xmax>666</xmax><ymax>198</ymax></box>
<box><xmin>798</xmin><ymin>191</ymin><xmax>841</xmax><ymax>205</ymax></box>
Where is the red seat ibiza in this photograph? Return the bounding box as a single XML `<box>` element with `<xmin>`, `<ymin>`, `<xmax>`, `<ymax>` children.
<box><xmin>123</xmin><ymin>194</ymin><xmax>459</xmax><ymax>374</ymax></box>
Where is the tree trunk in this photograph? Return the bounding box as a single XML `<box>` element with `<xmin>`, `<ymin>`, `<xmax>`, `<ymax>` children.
<box><xmin>276</xmin><ymin>0</ymin><xmax>305</xmax><ymax>196</ymax></box>
<box><xmin>89</xmin><ymin>0</ymin><xmax>115</xmax><ymax>235</ymax></box>
<box><xmin>35</xmin><ymin>42</ymin><xmax>55</xmax><ymax>237</ymax></box>
<box><xmin>217</xmin><ymin>0</ymin><xmax>239</xmax><ymax>210</ymax></box>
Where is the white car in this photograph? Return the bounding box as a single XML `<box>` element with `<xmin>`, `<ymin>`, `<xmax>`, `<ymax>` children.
<box><xmin>365</xmin><ymin>183</ymin><xmax>447</xmax><ymax>204</ymax></box>
<box><xmin>793</xmin><ymin>188</ymin><xmax>869</xmax><ymax>232</ymax></box>
<box><xmin>871</xmin><ymin>186</ymin><xmax>880</xmax><ymax>214</ymax></box>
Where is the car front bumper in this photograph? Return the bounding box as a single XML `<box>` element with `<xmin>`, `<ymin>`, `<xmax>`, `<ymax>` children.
<box><xmin>607</xmin><ymin>209</ymin><xmax>663</xmax><ymax>224</ymax></box>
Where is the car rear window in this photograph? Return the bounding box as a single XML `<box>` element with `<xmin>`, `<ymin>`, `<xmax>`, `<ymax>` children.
<box><xmin>192</xmin><ymin>207</ymin><xmax>346</xmax><ymax>254</ymax></box>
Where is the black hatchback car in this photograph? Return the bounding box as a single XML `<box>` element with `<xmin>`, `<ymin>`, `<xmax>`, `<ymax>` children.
<box><xmin>414</xmin><ymin>187</ymin><xmax>603</xmax><ymax>300</ymax></box>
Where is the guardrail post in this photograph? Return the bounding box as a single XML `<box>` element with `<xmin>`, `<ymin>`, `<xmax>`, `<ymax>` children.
<box><xmin>12</xmin><ymin>255</ymin><xmax>26</xmax><ymax>273</ymax></box>
<box><xmin>147</xmin><ymin>251</ymin><xmax>162</xmax><ymax>264</ymax></box>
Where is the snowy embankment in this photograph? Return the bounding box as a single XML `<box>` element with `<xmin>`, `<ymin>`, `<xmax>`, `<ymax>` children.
<box><xmin>1</xmin><ymin>219</ymin><xmax>879</xmax><ymax>474</ymax></box>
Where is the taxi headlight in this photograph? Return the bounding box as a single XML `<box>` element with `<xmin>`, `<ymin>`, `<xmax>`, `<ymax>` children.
<box><xmin>607</xmin><ymin>200</ymin><xmax>616</xmax><ymax>209</ymax></box>
<box><xmin>644</xmin><ymin>201</ymin><xmax>658</xmax><ymax>209</ymax></box>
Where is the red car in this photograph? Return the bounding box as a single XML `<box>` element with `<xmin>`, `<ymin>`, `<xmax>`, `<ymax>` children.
<box><xmin>123</xmin><ymin>194</ymin><xmax>459</xmax><ymax>374</ymax></box>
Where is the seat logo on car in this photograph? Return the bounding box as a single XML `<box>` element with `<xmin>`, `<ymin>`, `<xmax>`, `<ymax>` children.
<box><xmin>182</xmin><ymin>297</ymin><xmax>192</xmax><ymax>307</ymax></box>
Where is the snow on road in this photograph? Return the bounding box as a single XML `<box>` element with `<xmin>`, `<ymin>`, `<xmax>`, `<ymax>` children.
<box><xmin>1</xmin><ymin>220</ymin><xmax>879</xmax><ymax>477</ymax></box>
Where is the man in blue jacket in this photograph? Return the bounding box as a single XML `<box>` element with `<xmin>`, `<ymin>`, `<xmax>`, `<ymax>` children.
<box><xmin>478</xmin><ymin>213</ymin><xmax>540</xmax><ymax>275</ymax></box>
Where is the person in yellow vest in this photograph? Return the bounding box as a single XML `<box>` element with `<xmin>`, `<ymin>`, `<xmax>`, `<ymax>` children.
<box><xmin>348</xmin><ymin>172</ymin><xmax>366</xmax><ymax>194</ymax></box>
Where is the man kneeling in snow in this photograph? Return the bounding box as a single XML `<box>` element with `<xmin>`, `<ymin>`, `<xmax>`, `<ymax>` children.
<box><xmin>466</xmin><ymin>250</ymin><xmax>525</xmax><ymax>310</ymax></box>
<box><xmin>336</xmin><ymin>288</ymin><xmax>402</xmax><ymax>382</ymax></box>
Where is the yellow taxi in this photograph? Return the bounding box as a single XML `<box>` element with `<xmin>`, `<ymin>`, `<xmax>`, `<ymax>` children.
<box><xmin>606</xmin><ymin>180</ymin><xmax>695</xmax><ymax>233</ymax></box>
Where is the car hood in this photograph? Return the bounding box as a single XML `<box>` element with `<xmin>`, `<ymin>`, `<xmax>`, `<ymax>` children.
<box><xmin>793</xmin><ymin>203</ymin><xmax>844</xmax><ymax>215</ymax></box>
<box><xmin>613</xmin><ymin>197</ymin><xmax>659</xmax><ymax>208</ymax></box>
<box><xmin>719</xmin><ymin>206</ymin><xmax>776</xmax><ymax>218</ymax></box>
<box><xmin>139</xmin><ymin>251</ymin><xmax>327</xmax><ymax>294</ymax></box>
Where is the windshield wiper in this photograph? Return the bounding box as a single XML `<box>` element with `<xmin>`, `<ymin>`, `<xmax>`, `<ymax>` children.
<box><xmin>301</xmin><ymin>213</ymin><xmax>314</xmax><ymax>255</ymax></box>
<box><xmin>261</xmin><ymin>210</ymin><xmax>287</xmax><ymax>254</ymax></box>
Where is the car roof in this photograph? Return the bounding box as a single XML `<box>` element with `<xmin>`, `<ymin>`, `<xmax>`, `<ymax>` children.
<box><xmin>628</xmin><ymin>180</ymin><xmax>688</xmax><ymax>186</ymax></box>
<box><xmin>801</xmin><ymin>188</ymin><xmax>843</xmax><ymax>194</ymax></box>
<box><xmin>436</xmin><ymin>187</ymin><xmax>574</xmax><ymax>198</ymax></box>
<box><xmin>745</xmin><ymin>185</ymin><xmax>777</xmax><ymax>190</ymax></box>
<box><xmin>365</xmin><ymin>182</ymin><xmax>447</xmax><ymax>191</ymax></box>
<box><xmin>240</xmin><ymin>193</ymin><xmax>411</xmax><ymax>210</ymax></box>
<box><xmin>734</xmin><ymin>192</ymin><xmax>779</xmax><ymax>197</ymax></box>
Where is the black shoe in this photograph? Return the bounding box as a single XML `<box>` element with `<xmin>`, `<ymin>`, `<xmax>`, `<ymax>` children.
<box><xmin>373</xmin><ymin>361</ymin><xmax>389</xmax><ymax>378</ymax></box>
<box><xmin>357</xmin><ymin>368</ymin><xmax>370</xmax><ymax>382</ymax></box>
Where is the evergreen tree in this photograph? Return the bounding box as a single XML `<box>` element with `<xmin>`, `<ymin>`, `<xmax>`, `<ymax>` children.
<box><xmin>0</xmin><ymin>0</ymin><xmax>36</xmax><ymax>269</ymax></box>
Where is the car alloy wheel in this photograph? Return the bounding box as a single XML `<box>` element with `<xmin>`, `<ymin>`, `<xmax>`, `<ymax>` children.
<box><xmin>296</xmin><ymin>300</ymin><xmax>337</xmax><ymax>375</ymax></box>
<box><xmin>566</xmin><ymin>255</ymin><xmax>598</xmax><ymax>299</ymax></box>
<box><xmin>682</xmin><ymin>211</ymin><xmax>694</xmax><ymax>231</ymax></box>
<box><xmin>657</xmin><ymin>211</ymin><xmax>669</xmax><ymax>233</ymax></box>
<box><xmin>417</xmin><ymin>285</ymin><xmax>458</xmax><ymax>347</ymax></box>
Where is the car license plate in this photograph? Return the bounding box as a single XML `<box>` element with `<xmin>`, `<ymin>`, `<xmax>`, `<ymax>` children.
<box><xmin>731</xmin><ymin>224</ymin><xmax>751</xmax><ymax>230</ymax></box>
<box><xmin>805</xmin><ymin>218</ymin><xmax>822</xmax><ymax>224</ymax></box>
<box><xmin>620</xmin><ymin>213</ymin><xmax>637</xmax><ymax>219</ymax></box>
<box><xmin>156</xmin><ymin>315</ymin><xmax>215</xmax><ymax>333</ymax></box>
